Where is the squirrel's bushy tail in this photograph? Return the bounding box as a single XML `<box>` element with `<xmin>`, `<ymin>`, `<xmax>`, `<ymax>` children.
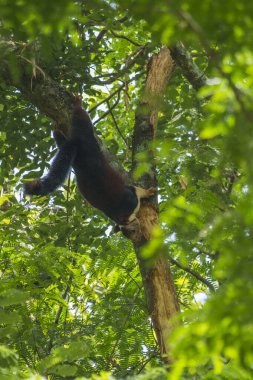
<box><xmin>24</xmin><ymin>142</ymin><xmax>76</xmax><ymax>196</ymax></box>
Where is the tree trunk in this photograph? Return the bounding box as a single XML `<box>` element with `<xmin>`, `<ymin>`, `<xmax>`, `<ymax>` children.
<box><xmin>131</xmin><ymin>48</ymin><xmax>180</xmax><ymax>363</ymax></box>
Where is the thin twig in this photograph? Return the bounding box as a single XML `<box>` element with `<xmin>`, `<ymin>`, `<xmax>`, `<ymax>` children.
<box><xmin>93</xmin><ymin>93</ymin><xmax>121</xmax><ymax>125</ymax></box>
<box><xmin>96</xmin><ymin>29</ymin><xmax>107</xmax><ymax>42</ymax></box>
<box><xmin>194</xmin><ymin>248</ymin><xmax>219</xmax><ymax>260</ymax></box>
<box><xmin>168</xmin><ymin>255</ymin><xmax>215</xmax><ymax>292</ymax></box>
<box><xmin>110</xmin><ymin>30</ymin><xmax>142</xmax><ymax>47</ymax></box>
<box><xmin>137</xmin><ymin>352</ymin><xmax>158</xmax><ymax>374</ymax></box>
<box><xmin>96</xmin><ymin>45</ymin><xmax>147</xmax><ymax>85</ymax></box>
<box><xmin>106</xmin><ymin>99</ymin><xmax>129</xmax><ymax>148</ymax></box>
<box><xmin>89</xmin><ymin>71</ymin><xmax>145</xmax><ymax>113</ymax></box>
<box><xmin>95</xmin><ymin>16</ymin><xmax>129</xmax><ymax>43</ymax></box>
<box><xmin>89</xmin><ymin>83</ymin><xmax>124</xmax><ymax>113</ymax></box>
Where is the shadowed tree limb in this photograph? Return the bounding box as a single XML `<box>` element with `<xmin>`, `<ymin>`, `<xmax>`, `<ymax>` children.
<box><xmin>171</xmin><ymin>41</ymin><xmax>208</xmax><ymax>90</ymax></box>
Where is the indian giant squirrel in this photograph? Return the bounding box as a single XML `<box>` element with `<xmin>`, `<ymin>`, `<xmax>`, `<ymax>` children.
<box><xmin>24</xmin><ymin>97</ymin><xmax>155</xmax><ymax>227</ymax></box>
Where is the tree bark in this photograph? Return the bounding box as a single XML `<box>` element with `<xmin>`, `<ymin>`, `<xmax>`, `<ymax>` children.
<box><xmin>0</xmin><ymin>41</ymin><xmax>73</xmax><ymax>134</ymax></box>
<box><xmin>131</xmin><ymin>48</ymin><xmax>180</xmax><ymax>363</ymax></box>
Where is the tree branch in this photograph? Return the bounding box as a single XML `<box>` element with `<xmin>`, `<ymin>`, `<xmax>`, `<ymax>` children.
<box><xmin>171</xmin><ymin>41</ymin><xmax>208</xmax><ymax>90</ymax></box>
<box><xmin>93</xmin><ymin>91</ymin><xmax>120</xmax><ymax>124</ymax></box>
<box><xmin>90</xmin><ymin>45</ymin><xmax>147</xmax><ymax>86</ymax></box>
<box><xmin>89</xmin><ymin>83</ymin><xmax>125</xmax><ymax>113</ymax></box>
<box><xmin>106</xmin><ymin>99</ymin><xmax>130</xmax><ymax>148</ymax></box>
<box><xmin>168</xmin><ymin>255</ymin><xmax>215</xmax><ymax>292</ymax></box>
<box><xmin>110</xmin><ymin>30</ymin><xmax>142</xmax><ymax>47</ymax></box>
<box><xmin>0</xmin><ymin>40</ymin><xmax>128</xmax><ymax>179</ymax></box>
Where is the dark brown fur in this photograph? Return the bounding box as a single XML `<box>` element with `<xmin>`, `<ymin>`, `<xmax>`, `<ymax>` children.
<box><xmin>24</xmin><ymin>98</ymin><xmax>155</xmax><ymax>225</ymax></box>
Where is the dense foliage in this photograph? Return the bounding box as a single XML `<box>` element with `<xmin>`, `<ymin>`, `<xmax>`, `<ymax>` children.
<box><xmin>0</xmin><ymin>0</ymin><xmax>253</xmax><ymax>379</ymax></box>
